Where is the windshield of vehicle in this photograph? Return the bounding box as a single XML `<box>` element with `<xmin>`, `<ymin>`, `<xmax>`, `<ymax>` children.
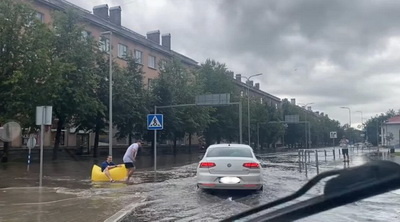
<box><xmin>3</xmin><ymin>0</ymin><xmax>400</xmax><ymax>222</ymax></box>
<box><xmin>206</xmin><ymin>147</ymin><xmax>253</xmax><ymax>158</ymax></box>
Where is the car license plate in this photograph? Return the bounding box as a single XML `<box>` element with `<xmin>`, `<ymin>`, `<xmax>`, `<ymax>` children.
<box><xmin>219</xmin><ymin>177</ymin><xmax>240</xmax><ymax>184</ymax></box>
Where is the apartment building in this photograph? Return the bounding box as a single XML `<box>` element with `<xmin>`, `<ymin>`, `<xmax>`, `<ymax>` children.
<box><xmin>13</xmin><ymin>0</ymin><xmax>198</xmax><ymax>150</ymax></box>
<box><xmin>232</xmin><ymin>74</ymin><xmax>281</xmax><ymax>108</ymax></box>
<box><xmin>7</xmin><ymin>0</ymin><xmax>283</xmax><ymax>151</ymax></box>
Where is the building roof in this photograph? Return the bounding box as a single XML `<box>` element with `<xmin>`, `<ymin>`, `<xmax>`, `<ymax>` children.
<box><xmin>35</xmin><ymin>0</ymin><xmax>282</xmax><ymax>103</ymax></box>
<box><xmin>35</xmin><ymin>0</ymin><xmax>198</xmax><ymax>66</ymax></box>
<box><xmin>234</xmin><ymin>80</ymin><xmax>281</xmax><ymax>102</ymax></box>
<box><xmin>384</xmin><ymin>115</ymin><xmax>400</xmax><ymax>125</ymax></box>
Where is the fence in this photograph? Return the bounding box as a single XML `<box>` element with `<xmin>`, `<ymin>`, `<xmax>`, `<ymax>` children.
<box><xmin>298</xmin><ymin>146</ymin><xmax>376</xmax><ymax>177</ymax></box>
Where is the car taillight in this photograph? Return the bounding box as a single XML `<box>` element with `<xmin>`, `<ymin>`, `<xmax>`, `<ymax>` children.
<box><xmin>243</xmin><ymin>162</ymin><xmax>260</xmax><ymax>169</ymax></box>
<box><xmin>199</xmin><ymin>162</ymin><xmax>216</xmax><ymax>168</ymax></box>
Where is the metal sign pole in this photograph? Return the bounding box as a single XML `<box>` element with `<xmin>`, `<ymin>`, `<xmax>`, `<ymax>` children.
<box><xmin>39</xmin><ymin>109</ymin><xmax>44</xmax><ymax>187</ymax></box>
<box><xmin>239</xmin><ymin>102</ymin><xmax>243</xmax><ymax>144</ymax></box>
<box><xmin>27</xmin><ymin>147</ymin><xmax>31</xmax><ymax>171</ymax></box>
<box><xmin>27</xmin><ymin>135</ymin><xmax>37</xmax><ymax>172</ymax></box>
<box><xmin>154</xmin><ymin>106</ymin><xmax>157</xmax><ymax>173</ymax></box>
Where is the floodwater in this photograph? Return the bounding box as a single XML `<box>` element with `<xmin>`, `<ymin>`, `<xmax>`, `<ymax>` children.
<box><xmin>0</xmin><ymin>153</ymin><xmax>201</xmax><ymax>222</ymax></box>
<box><xmin>122</xmin><ymin>148</ymin><xmax>400</xmax><ymax>222</ymax></box>
<box><xmin>1</xmin><ymin>148</ymin><xmax>400</xmax><ymax>222</ymax></box>
<box><xmin>0</xmin><ymin>153</ymin><xmax>200</xmax><ymax>189</ymax></box>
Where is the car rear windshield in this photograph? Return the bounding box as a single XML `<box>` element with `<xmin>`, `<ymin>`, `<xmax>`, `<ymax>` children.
<box><xmin>206</xmin><ymin>147</ymin><xmax>253</xmax><ymax>158</ymax></box>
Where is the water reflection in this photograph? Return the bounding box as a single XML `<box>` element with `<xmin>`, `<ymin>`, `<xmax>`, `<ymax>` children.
<box><xmin>0</xmin><ymin>152</ymin><xmax>200</xmax><ymax>189</ymax></box>
<box><xmin>343</xmin><ymin>161</ymin><xmax>350</xmax><ymax>169</ymax></box>
<box><xmin>0</xmin><ymin>150</ymin><xmax>200</xmax><ymax>222</ymax></box>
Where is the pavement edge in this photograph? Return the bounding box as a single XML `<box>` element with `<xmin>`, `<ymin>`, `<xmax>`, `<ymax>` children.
<box><xmin>104</xmin><ymin>199</ymin><xmax>147</xmax><ymax>222</ymax></box>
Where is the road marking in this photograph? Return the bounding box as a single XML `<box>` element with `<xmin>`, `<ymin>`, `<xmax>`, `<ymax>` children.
<box><xmin>104</xmin><ymin>199</ymin><xmax>162</xmax><ymax>222</ymax></box>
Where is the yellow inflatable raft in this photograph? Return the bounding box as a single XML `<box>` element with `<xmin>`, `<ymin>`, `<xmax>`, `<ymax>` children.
<box><xmin>91</xmin><ymin>164</ymin><xmax>128</xmax><ymax>182</ymax></box>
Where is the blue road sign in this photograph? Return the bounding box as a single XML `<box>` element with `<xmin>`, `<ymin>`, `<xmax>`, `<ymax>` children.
<box><xmin>147</xmin><ymin>114</ymin><xmax>163</xmax><ymax>130</ymax></box>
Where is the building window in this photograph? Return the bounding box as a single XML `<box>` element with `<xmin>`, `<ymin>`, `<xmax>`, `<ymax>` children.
<box><xmin>240</xmin><ymin>91</ymin><xmax>244</xmax><ymax>97</ymax></box>
<box><xmin>134</xmin><ymin>50</ymin><xmax>143</xmax><ymax>64</ymax></box>
<box><xmin>147</xmin><ymin>78</ymin><xmax>153</xmax><ymax>89</ymax></box>
<box><xmin>99</xmin><ymin>37</ymin><xmax>110</xmax><ymax>52</ymax></box>
<box><xmin>35</xmin><ymin>12</ymin><xmax>44</xmax><ymax>22</ymax></box>
<box><xmin>27</xmin><ymin>11</ymin><xmax>44</xmax><ymax>26</ymax></box>
<box><xmin>81</xmin><ymin>31</ymin><xmax>91</xmax><ymax>40</ymax></box>
<box><xmin>148</xmin><ymin>55</ymin><xmax>156</xmax><ymax>69</ymax></box>
<box><xmin>260</xmin><ymin>97</ymin><xmax>263</xmax><ymax>104</ymax></box>
<box><xmin>118</xmin><ymin>44</ymin><xmax>128</xmax><ymax>59</ymax></box>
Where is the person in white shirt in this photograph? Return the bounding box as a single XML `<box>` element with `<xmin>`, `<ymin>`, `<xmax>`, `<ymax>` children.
<box><xmin>339</xmin><ymin>136</ymin><xmax>350</xmax><ymax>162</ymax></box>
<box><xmin>123</xmin><ymin>140</ymin><xmax>142</xmax><ymax>183</ymax></box>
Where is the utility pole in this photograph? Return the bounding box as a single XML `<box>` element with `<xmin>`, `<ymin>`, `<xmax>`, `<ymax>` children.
<box><xmin>101</xmin><ymin>31</ymin><xmax>113</xmax><ymax>156</ymax></box>
<box><xmin>240</xmin><ymin>73</ymin><xmax>263</xmax><ymax>146</ymax></box>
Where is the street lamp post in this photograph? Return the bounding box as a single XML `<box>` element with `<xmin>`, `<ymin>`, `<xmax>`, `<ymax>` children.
<box><xmin>300</xmin><ymin>102</ymin><xmax>313</xmax><ymax>149</ymax></box>
<box><xmin>356</xmin><ymin>111</ymin><xmax>363</xmax><ymax>126</ymax></box>
<box><xmin>340</xmin><ymin>107</ymin><xmax>351</xmax><ymax>128</ymax></box>
<box><xmin>101</xmin><ymin>31</ymin><xmax>113</xmax><ymax>156</ymax></box>
<box><xmin>356</xmin><ymin>110</ymin><xmax>366</xmax><ymax>142</ymax></box>
<box><xmin>241</xmin><ymin>73</ymin><xmax>263</xmax><ymax>146</ymax></box>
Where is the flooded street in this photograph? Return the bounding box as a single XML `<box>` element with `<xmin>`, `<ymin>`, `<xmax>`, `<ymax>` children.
<box><xmin>122</xmin><ymin>149</ymin><xmax>400</xmax><ymax>222</ymax></box>
<box><xmin>0</xmin><ymin>153</ymin><xmax>200</xmax><ymax>222</ymax></box>
<box><xmin>1</xmin><ymin>149</ymin><xmax>400</xmax><ymax>222</ymax></box>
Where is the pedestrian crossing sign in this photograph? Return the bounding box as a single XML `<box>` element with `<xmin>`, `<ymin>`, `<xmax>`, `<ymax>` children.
<box><xmin>147</xmin><ymin>114</ymin><xmax>163</xmax><ymax>130</ymax></box>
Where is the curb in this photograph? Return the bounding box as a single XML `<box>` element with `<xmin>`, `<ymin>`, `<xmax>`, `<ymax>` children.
<box><xmin>104</xmin><ymin>199</ymin><xmax>147</xmax><ymax>222</ymax></box>
<box><xmin>104</xmin><ymin>199</ymin><xmax>162</xmax><ymax>222</ymax></box>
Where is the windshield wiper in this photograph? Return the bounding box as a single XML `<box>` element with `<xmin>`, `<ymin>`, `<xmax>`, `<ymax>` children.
<box><xmin>221</xmin><ymin>160</ymin><xmax>400</xmax><ymax>222</ymax></box>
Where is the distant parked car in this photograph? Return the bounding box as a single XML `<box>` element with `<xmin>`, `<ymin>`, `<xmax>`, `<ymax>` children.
<box><xmin>196</xmin><ymin>144</ymin><xmax>265</xmax><ymax>191</ymax></box>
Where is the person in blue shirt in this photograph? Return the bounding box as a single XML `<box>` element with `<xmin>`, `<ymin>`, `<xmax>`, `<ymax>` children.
<box><xmin>101</xmin><ymin>155</ymin><xmax>118</xmax><ymax>182</ymax></box>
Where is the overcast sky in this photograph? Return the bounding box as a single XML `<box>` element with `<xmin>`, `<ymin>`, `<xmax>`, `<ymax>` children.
<box><xmin>69</xmin><ymin>0</ymin><xmax>400</xmax><ymax>128</ymax></box>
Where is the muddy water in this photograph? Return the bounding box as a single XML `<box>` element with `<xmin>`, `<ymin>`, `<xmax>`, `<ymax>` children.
<box><xmin>0</xmin><ymin>153</ymin><xmax>201</xmax><ymax>222</ymax></box>
<box><xmin>122</xmin><ymin>150</ymin><xmax>400</xmax><ymax>222</ymax></box>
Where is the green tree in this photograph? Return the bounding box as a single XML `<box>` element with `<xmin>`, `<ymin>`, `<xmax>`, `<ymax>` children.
<box><xmin>76</xmin><ymin>52</ymin><xmax>111</xmax><ymax>157</ymax></box>
<box><xmin>151</xmin><ymin>58</ymin><xmax>195</xmax><ymax>151</ymax></box>
<box><xmin>197</xmin><ymin>59</ymin><xmax>239</xmax><ymax>144</ymax></box>
<box><xmin>365</xmin><ymin>109</ymin><xmax>399</xmax><ymax>146</ymax></box>
<box><xmin>281</xmin><ymin>99</ymin><xmax>343</xmax><ymax>148</ymax></box>
<box><xmin>0</xmin><ymin>0</ymin><xmax>53</xmax><ymax>162</ymax></box>
<box><xmin>180</xmin><ymin>68</ymin><xmax>212</xmax><ymax>149</ymax></box>
<box><xmin>49</xmin><ymin>9</ymin><xmax>100</xmax><ymax>160</ymax></box>
<box><xmin>250</xmin><ymin>99</ymin><xmax>269</xmax><ymax>149</ymax></box>
<box><xmin>259</xmin><ymin>102</ymin><xmax>284</xmax><ymax>149</ymax></box>
<box><xmin>281</xmin><ymin>100</ymin><xmax>306</xmax><ymax>148</ymax></box>
<box><xmin>114</xmin><ymin>56</ymin><xmax>147</xmax><ymax>144</ymax></box>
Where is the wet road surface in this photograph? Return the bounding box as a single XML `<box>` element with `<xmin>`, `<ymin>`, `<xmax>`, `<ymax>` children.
<box><xmin>0</xmin><ymin>153</ymin><xmax>200</xmax><ymax>222</ymax></box>
<box><xmin>122</xmin><ymin>149</ymin><xmax>400</xmax><ymax>222</ymax></box>
<box><xmin>1</xmin><ymin>149</ymin><xmax>400</xmax><ymax>221</ymax></box>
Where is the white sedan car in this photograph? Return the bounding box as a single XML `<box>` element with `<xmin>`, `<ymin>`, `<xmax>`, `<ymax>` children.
<box><xmin>196</xmin><ymin>144</ymin><xmax>264</xmax><ymax>191</ymax></box>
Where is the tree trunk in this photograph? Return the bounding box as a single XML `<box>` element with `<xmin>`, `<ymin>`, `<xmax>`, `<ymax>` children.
<box><xmin>53</xmin><ymin>117</ymin><xmax>63</xmax><ymax>160</ymax></box>
<box><xmin>1</xmin><ymin>142</ymin><xmax>9</xmax><ymax>163</ymax></box>
<box><xmin>217</xmin><ymin>136</ymin><xmax>221</xmax><ymax>144</ymax></box>
<box><xmin>188</xmin><ymin>133</ymin><xmax>192</xmax><ymax>154</ymax></box>
<box><xmin>93</xmin><ymin>114</ymin><xmax>102</xmax><ymax>158</ymax></box>
<box><xmin>173</xmin><ymin>135</ymin><xmax>177</xmax><ymax>155</ymax></box>
<box><xmin>128</xmin><ymin>134</ymin><xmax>132</xmax><ymax>145</ymax></box>
<box><xmin>93</xmin><ymin>127</ymin><xmax>99</xmax><ymax>158</ymax></box>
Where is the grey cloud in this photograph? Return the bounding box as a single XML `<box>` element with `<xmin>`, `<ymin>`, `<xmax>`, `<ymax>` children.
<box><xmin>66</xmin><ymin>0</ymin><xmax>400</xmax><ymax>126</ymax></box>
